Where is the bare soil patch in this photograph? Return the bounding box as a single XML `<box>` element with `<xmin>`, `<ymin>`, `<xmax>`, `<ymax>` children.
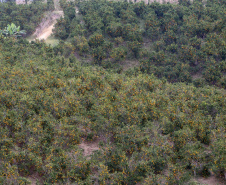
<box><xmin>127</xmin><ymin>0</ymin><xmax>179</xmax><ymax>4</ymax></box>
<box><xmin>32</xmin><ymin>11</ymin><xmax>64</xmax><ymax>40</ymax></box>
<box><xmin>192</xmin><ymin>75</ymin><xmax>202</xmax><ymax>80</ymax></box>
<box><xmin>27</xmin><ymin>173</ymin><xmax>43</xmax><ymax>185</ymax></box>
<box><xmin>79</xmin><ymin>140</ymin><xmax>100</xmax><ymax>157</ymax></box>
<box><xmin>121</xmin><ymin>59</ymin><xmax>140</xmax><ymax>71</ymax></box>
<box><xmin>193</xmin><ymin>176</ymin><xmax>225</xmax><ymax>185</ymax></box>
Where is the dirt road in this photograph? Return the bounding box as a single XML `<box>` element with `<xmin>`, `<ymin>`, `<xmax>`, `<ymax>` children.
<box><xmin>30</xmin><ymin>0</ymin><xmax>63</xmax><ymax>40</ymax></box>
<box><xmin>32</xmin><ymin>10</ymin><xmax>63</xmax><ymax>40</ymax></box>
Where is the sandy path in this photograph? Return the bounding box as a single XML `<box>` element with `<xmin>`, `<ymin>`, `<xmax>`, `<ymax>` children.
<box><xmin>37</xmin><ymin>24</ymin><xmax>55</xmax><ymax>40</ymax></box>
<box><xmin>18</xmin><ymin>0</ymin><xmax>64</xmax><ymax>41</ymax></box>
<box><xmin>31</xmin><ymin>0</ymin><xmax>180</xmax><ymax>41</ymax></box>
<box><xmin>32</xmin><ymin>10</ymin><xmax>63</xmax><ymax>40</ymax></box>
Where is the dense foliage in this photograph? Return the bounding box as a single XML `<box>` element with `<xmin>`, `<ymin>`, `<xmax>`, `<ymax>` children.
<box><xmin>54</xmin><ymin>0</ymin><xmax>225</xmax><ymax>88</ymax></box>
<box><xmin>0</xmin><ymin>1</ymin><xmax>48</xmax><ymax>35</ymax></box>
<box><xmin>0</xmin><ymin>36</ymin><xmax>225</xmax><ymax>184</ymax></box>
<box><xmin>0</xmin><ymin>23</ymin><xmax>26</xmax><ymax>38</ymax></box>
<box><xmin>0</xmin><ymin>0</ymin><xmax>225</xmax><ymax>184</ymax></box>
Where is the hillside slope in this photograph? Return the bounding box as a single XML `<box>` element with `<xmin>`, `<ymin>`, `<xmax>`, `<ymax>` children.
<box><xmin>32</xmin><ymin>10</ymin><xmax>63</xmax><ymax>40</ymax></box>
<box><xmin>0</xmin><ymin>36</ymin><xmax>225</xmax><ymax>184</ymax></box>
<box><xmin>53</xmin><ymin>0</ymin><xmax>225</xmax><ymax>87</ymax></box>
<box><xmin>0</xmin><ymin>0</ymin><xmax>225</xmax><ymax>184</ymax></box>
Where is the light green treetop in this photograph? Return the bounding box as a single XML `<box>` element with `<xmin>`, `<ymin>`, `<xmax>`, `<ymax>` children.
<box><xmin>0</xmin><ymin>23</ymin><xmax>26</xmax><ymax>38</ymax></box>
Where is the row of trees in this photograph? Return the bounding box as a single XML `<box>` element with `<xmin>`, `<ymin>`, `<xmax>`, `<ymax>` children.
<box><xmin>0</xmin><ymin>36</ymin><xmax>225</xmax><ymax>184</ymax></box>
<box><xmin>0</xmin><ymin>0</ymin><xmax>225</xmax><ymax>184</ymax></box>
<box><xmin>0</xmin><ymin>1</ymin><xmax>51</xmax><ymax>35</ymax></box>
<box><xmin>53</xmin><ymin>0</ymin><xmax>225</xmax><ymax>88</ymax></box>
